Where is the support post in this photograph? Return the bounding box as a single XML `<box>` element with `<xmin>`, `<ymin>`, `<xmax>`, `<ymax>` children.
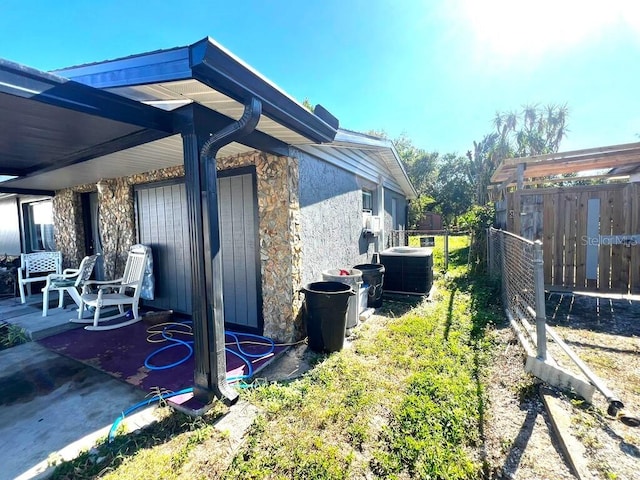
<box><xmin>533</xmin><ymin>240</ymin><xmax>547</xmax><ymax>360</ymax></box>
<box><xmin>178</xmin><ymin>100</ymin><xmax>261</xmax><ymax>407</ymax></box>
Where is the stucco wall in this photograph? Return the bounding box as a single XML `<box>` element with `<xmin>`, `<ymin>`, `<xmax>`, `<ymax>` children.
<box><xmin>298</xmin><ymin>151</ymin><xmax>378</xmax><ymax>285</ymax></box>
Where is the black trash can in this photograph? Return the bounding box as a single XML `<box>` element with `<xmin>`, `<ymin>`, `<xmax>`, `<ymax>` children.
<box><xmin>353</xmin><ymin>263</ymin><xmax>385</xmax><ymax>308</ymax></box>
<box><xmin>301</xmin><ymin>281</ymin><xmax>354</xmax><ymax>353</ymax></box>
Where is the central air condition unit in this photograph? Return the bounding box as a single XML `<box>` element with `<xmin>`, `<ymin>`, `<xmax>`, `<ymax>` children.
<box><xmin>362</xmin><ymin>212</ymin><xmax>381</xmax><ymax>236</ymax></box>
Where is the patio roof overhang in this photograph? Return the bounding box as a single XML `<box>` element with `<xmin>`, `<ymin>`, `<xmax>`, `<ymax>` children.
<box><xmin>0</xmin><ymin>59</ymin><xmax>174</xmax><ymax>196</ymax></box>
<box><xmin>0</xmin><ymin>37</ymin><xmax>339</xmax><ymax>195</ymax></box>
<box><xmin>490</xmin><ymin>141</ymin><xmax>640</xmax><ymax>189</ymax></box>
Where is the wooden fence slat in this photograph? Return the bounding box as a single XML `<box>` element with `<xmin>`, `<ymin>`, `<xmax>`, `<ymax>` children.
<box><xmin>565</xmin><ymin>193</ymin><xmax>577</xmax><ymax>287</ymax></box>
<box><xmin>631</xmin><ymin>183</ymin><xmax>640</xmax><ymax>293</ymax></box>
<box><xmin>616</xmin><ymin>186</ymin><xmax>631</xmax><ymax>292</ymax></box>
<box><xmin>575</xmin><ymin>191</ymin><xmax>588</xmax><ymax>289</ymax></box>
<box><xmin>554</xmin><ymin>192</ymin><xmax>565</xmax><ymax>286</ymax></box>
<box><xmin>599</xmin><ymin>190</ymin><xmax>613</xmax><ymax>290</ymax></box>
<box><xmin>543</xmin><ymin>194</ymin><xmax>554</xmax><ymax>284</ymax></box>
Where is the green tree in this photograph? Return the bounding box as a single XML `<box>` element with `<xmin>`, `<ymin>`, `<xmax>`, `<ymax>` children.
<box><xmin>468</xmin><ymin>104</ymin><xmax>569</xmax><ymax>204</ymax></box>
<box><xmin>434</xmin><ymin>153</ymin><xmax>474</xmax><ymax>226</ymax></box>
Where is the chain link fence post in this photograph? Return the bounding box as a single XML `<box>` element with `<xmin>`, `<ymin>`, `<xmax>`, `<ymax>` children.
<box><xmin>533</xmin><ymin>240</ymin><xmax>547</xmax><ymax>360</ymax></box>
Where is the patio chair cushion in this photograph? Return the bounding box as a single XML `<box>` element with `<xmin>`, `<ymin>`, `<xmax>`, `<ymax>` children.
<box><xmin>50</xmin><ymin>279</ymin><xmax>76</xmax><ymax>288</ymax></box>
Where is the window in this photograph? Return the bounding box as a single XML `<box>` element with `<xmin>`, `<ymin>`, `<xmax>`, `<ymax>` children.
<box><xmin>362</xmin><ymin>189</ymin><xmax>373</xmax><ymax>211</ymax></box>
<box><xmin>24</xmin><ymin>200</ymin><xmax>55</xmax><ymax>252</ymax></box>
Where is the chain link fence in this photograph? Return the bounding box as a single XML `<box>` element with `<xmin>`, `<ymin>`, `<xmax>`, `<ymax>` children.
<box><xmin>488</xmin><ymin>227</ymin><xmax>534</xmax><ymax>322</ymax></box>
<box><xmin>488</xmin><ymin>227</ymin><xmax>547</xmax><ymax>357</ymax></box>
<box><xmin>488</xmin><ymin>227</ymin><xmax>625</xmax><ymax>409</ymax></box>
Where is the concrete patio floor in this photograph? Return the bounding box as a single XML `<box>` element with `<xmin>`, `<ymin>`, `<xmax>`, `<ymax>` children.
<box><xmin>0</xmin><ymin>294</ymin><xmax>158</xmax><ymax>479</ymax></box>
<box><xmin>0</xmin><ymin>293</ymin><xmax>314</xmax><ymax>479</ymax></box>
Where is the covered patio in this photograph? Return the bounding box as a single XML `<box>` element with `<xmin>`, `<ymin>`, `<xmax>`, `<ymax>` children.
<box><xmin>0</xmin><ymin>37</ymin><xmax>339</xmax><ymax>408</ymax></box>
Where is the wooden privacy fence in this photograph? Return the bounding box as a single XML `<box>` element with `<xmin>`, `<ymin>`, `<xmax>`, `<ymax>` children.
<box><xmin>496</xmin><ymin>183</ymin><xmax>640</xmax><ymax>293</ymax></box>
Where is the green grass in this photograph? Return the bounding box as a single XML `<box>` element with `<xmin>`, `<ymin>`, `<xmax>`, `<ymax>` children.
<box><xmin>407</xmin><ymin>234</ymin><xmax>470</xmax><ymax>272</ymax></box>
<box><xmin>52</xmin><ymin>235</ymin><xmax>500</xmax><ymax>479</ymax></box>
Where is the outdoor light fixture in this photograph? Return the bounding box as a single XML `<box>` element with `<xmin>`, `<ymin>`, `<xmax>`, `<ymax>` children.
<box><xmin>96</xmin><ymin>179</ymin><xmax>114</xmax><ymax>198</ymax></box>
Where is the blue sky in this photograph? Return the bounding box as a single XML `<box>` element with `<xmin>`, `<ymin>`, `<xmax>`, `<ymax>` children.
<box><xmin>2</xmin><ymin>0</ymin><xmax>639</xmax><ymax>155</ymax></box>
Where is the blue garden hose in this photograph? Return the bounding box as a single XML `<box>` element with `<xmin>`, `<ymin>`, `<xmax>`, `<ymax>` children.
<box><xmin>110</xmin><ymin>326</ymin><xmax>279</xmax><ymax>442</ymax></box>
<box><xmin>144</xmin><ymin>322</ymin><xmax>194</xmax><ymax>370</ymax></box>
<box><xmin>108</xmin><ymin>387</ymin><xmax>193</xmax><ymax>442</ymax></box>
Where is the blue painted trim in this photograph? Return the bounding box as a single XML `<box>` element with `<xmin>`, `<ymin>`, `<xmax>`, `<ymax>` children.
<box><xmin>0</xmin><ymin>59</ymin><xmax>174</xmax><ymax>133</ymax></box>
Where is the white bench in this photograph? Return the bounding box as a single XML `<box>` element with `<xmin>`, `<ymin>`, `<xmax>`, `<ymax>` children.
<box><xmin>17</xmin><ymin>251</ymin><xmax>62</xmax><ymax>304</ymax></box>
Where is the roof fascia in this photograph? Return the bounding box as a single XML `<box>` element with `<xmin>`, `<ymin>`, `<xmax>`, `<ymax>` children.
<box><xmin>327</xmin><ymin>129</ymin><xmax>417</xmax><ymax>199</ymax></box>
<box><xmin>1</xmin><ymin>59</ymin><xmax>174</xmax><ymax>133</ymax></box>
<box><xmin>54</xmin><ymin>38</ymin><xmax>339</xmax><ymax>145</ymax></box>
<box><xmin>188</xmin><ymin>38</ymin><xmax>338</xmax><ymax>144</ymax></box>
<box><xmin>0</xmin><ymin>186</ymin><xmax>54</xmax><ymax>196</ymax></box>
<box><xmin>52</xmin><ymin>46</ymin><xmax>193</xmax><ymax>88</ymax></box>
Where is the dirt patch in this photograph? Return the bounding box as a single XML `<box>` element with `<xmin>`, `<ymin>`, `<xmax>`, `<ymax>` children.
<box><xmin>484</xmin><ymin>292</ymin><xmax>640</xmax><ymax>479</ymax></box>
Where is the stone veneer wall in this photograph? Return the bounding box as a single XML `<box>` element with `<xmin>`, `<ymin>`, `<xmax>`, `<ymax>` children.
<box><xmin>52</xmin><ymin>153</ymin><xmax>301</xmax><ymax>342</ymax></box>
<box><xmin>53</xmin><ymin>186</ymin><xmax>91</xmax><ymax>269</ymax></box>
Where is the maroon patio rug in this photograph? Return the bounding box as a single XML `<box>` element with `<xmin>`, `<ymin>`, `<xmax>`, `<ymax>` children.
<box><xmin>38</xmin><ymin>319</ymin><xmax>284</xmax><ymax>394</ymax></box>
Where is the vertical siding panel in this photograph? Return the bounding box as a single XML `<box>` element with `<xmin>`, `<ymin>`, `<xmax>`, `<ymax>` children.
<box><xmin>218</xmin><ymin>176</ymin><xmax>237</xmax><ymax>325</ymax></box>
<box><xmin>179</xmin><ymin>184</ymin><xmax>192</xmax><ymax>313</ymax></box>
<box><xmin>163</xmin><ymin>186</ymin><xmax>176</xmax><ymax>310</ymax></box>
<box><xmin>231</xmin><ymin>176</ymin><xmax>249</xmax><ymax>326</ymax></box>
<box><xmin>242</xmin><ymin>174</ymin><xmax>258</xmax><ymax>324</ymax></box>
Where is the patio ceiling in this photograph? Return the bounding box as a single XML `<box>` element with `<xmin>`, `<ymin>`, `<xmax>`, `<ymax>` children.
<box><xmin>0</xmin><ymin>59</ymin><xmax>174</xmax><ymax>195</ymax></box>
<box><xmin>490</xmin><ymin>141</ymin><xmax>640</xmax><ymax>188</ymax></box>
<box><xmin>0</xmin><ymin>37</ymin><xmax>339</xmax><ymax>195</ymax></box>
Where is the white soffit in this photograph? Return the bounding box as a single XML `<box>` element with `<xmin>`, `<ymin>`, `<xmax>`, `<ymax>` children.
<box><xmin>108</xmin><ymin>79</ymin><xmax>312</xmax><ymax>146</ymax></box>
<box><xmin>3</xmin><ymin>135</ymin><xmax>254</xmax><ymax>191</ymax></box>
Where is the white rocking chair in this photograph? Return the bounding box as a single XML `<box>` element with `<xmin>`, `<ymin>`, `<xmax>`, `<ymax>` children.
<box><xmin>72</xmin><ymin>244</ymin><xmax>150</xmax><ymax>331</ymax></box>
<box><xmin>42</xmin><ymin>254</ymin><xmax>100</xmax><ymax>317</ymax></box>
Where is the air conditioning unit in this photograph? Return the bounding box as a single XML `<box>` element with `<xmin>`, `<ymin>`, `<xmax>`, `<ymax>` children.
<box><xmin>362</xmin><ymin>212</ymin><xmax>381</xmax><ymax>235</ymax></box>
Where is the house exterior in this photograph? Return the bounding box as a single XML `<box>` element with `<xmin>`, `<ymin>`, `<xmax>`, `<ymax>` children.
<box><xmin>0</xmin><ymin>37</ymin><xmax>415</xmax><ymax>405</ymax></box>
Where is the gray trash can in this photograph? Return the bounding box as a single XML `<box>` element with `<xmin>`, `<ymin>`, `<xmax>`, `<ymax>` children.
<box><xmin>322</xmin><ymin>268</ymin><xmax>363</xmax><ymax>330</ymax></box>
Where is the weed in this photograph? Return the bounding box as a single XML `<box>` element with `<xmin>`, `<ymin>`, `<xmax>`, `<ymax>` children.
<box><xmin>0</xmin><ymin>322</ymin><xmax>29</xmax><ymax>349</ymax></box>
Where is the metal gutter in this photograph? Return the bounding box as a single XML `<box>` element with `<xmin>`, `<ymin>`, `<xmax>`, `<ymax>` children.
<box><xmin>54</xmin><ymin>37</ymin><xmax>339</xmax><ymax>145</ymax></box>
<box><xmin>190</xmin><ymin>37</ymin><xmax>338</xmax><ymax>144</ymax></box>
